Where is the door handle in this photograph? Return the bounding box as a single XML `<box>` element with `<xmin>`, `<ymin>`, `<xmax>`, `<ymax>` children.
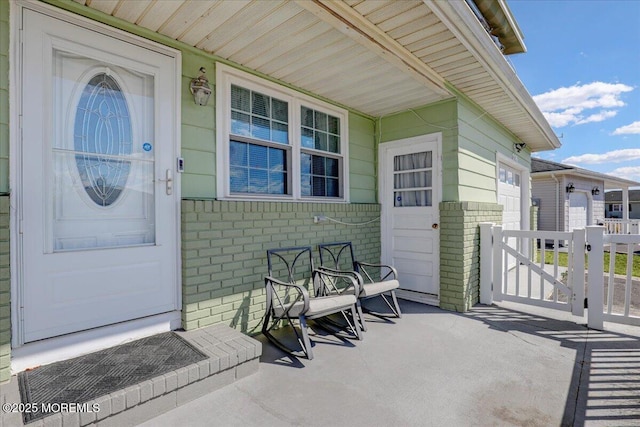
<box><xmin>432</xmin><ymin>223</ymin><xmax>439</xmax><ymax>229</ymax></box>
<box><xmin>157</xmin><ymin>169</ymin><xmax>173</xmax><ymax>195</ymax></box>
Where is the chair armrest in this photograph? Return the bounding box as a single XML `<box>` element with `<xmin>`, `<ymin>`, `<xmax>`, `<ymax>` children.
<box><xmin>264</xmin><ymin>275</ymin><xmax>310</xmax><ymax>314</ymax></box>
<box><xmin>316</xmin><ymin>266</ymin><xmax>364</xmax><ymax>284</ymax></box>
<box><xmin>313</xmin><ymin>268</ymin><xmax>361</xmax><ymax>298</ymax></box>
<box><xmin>354</xmin><ymin>261</ymin><xmax>398</xmax><ymax>282</ymax></box>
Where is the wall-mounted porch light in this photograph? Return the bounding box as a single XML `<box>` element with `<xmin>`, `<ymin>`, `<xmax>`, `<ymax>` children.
<box><xmin>189</xmin><ymin>67</ymin><xmax>211</xmax><ymax>106</ymax></box>
<box><xmin>566</xmin><ymin>183</ymin><xmax>575</xmax><ymax>193</ymax></box>
<box><xmin>592</xmin><ymin>186</ymin><xmax>600</xmax><ymax>196</ymax></box>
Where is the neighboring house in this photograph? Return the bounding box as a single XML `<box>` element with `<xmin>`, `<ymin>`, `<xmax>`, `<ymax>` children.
<box><xmin>0</xmin><ymin>0</ymin><xmax>561</xmax><ymax>380</ymax></box>
<box><xmin>531</xmin><ymin>158</ymin><xmax>639</xmax><ymax>232</ymax></box>
<box><xmin>605</xmin><ymin>190</ymin><xmax>640</xmax><ymax>219</ymax></box>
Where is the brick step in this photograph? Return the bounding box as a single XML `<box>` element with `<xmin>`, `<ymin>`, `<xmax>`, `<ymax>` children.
<box><xmin>0</xmin><ymin>324</ymin><xmax>261</xmax><ymax>427</ymax></box>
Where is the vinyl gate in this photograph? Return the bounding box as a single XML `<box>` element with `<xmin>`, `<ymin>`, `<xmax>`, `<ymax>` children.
<box><xmin>481</xmin><ymin>225</ymin><xmax>640</xmax><ymax>329</ymax></box>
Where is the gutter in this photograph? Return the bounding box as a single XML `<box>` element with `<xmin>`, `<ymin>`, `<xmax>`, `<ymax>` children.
<box><xmin>467</xmin><ymin>0</ymin><xmax>527</xmax><ymax>55</ymax></box>
<box><xmin>551</xmin><ymin>173</ymin><xmax>560</xmax><ymax>232</ymax></box>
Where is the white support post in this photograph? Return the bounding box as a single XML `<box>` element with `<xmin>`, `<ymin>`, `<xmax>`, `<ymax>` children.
<box><xmin>571</xmin><ymin>228</ymin><xmax>585</xmax><ymax>317</ymax></box>
<box><xmin>622</xmin><ymin>187</ymin><xmax>629</xmax><ymax>222</ymax></box>
<box><xmin>586</xmin><ymin>226</ymin><xmax>605</xmax><ymax>330</ymax></box>
<box><xmin>492</xmin><ymin>225</ymin><xmax>504</xmax><ymax>302</ymax></box>
<box><xmin>479</xmin><ymin>222</ymin><xmax>494</xmax><ymax>305</ymax></box>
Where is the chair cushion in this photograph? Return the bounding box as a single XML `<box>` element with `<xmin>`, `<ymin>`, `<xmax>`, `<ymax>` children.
<box><xmin>273</xmin><ymin>294</ymin><xmax>356</xmax><ymax>318</ymax></box>
<box><xmin>361</xmin><ymin>279</ymin><xmax>399</xmax><ymax>297</ymax></box>
<box><xmin>307</xmin><ymin>294</ymin><xmax>357</xmax><ymax>317</ymax></box>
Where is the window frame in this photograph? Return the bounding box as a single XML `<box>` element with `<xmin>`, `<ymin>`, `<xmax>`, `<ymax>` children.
<box><xmin>216</xmin><ymin>64</ymin><xmax>349</xmax><ymax>202</ymax></box>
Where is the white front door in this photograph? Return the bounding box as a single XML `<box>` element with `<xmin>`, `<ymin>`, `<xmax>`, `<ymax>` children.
<box><xmin>20</xmin><ymin>10</ymin><xmax>180</xmax><ymax>343</ymax></box>
<box><xmin>380</xmin><ymin>135</ymin><xmax>441</xmax><ymax>299</ymax></box>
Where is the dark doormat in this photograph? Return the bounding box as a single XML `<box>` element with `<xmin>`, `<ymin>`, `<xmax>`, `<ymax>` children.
<box><xmin>18</xmin><ymin>332</ymin><xmax>207</xmax><ymax>424</ymax></box>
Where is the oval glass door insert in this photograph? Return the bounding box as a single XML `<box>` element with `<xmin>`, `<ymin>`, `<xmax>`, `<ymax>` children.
<box><xmin>74</xmin><ymin>72</ymin><xmax>132</xmax><ymax>207</ymax></box>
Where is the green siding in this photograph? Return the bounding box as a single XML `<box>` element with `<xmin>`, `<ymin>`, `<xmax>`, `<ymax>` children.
<box><xmin>0</xmin><ymin>196</ymin><xmax>9</xmax><ymax>383</ymax></box>
<box><xmin>348</xmin><ymin>112</ymin><xmax>377</xmax><ymax>203</ymax></box>
<box><xmin>0</xmin><ymin>0</ymin><xmax>8</xmax><ymax>194</ymax></box>
<box><xmin>379</xmin><ymin>99</ymin><xmax>459</xmax><ymax>202</ymax></box>
<box><xmin>181</xmin><ymin>200</ymin><xmax>380</xmax><ymax>333</ymax></box>
<box><xmin>457</xmin><ymin>97</ymin><xmax>531</xmax><ymax>203</ymax></box>
<box><xmin>181</xmin><ymin>52</ymin><xmax>217</xmax><ymax>199</ymax></box>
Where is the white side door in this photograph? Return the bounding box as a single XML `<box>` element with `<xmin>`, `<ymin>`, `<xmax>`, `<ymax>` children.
<box><xmin>20</xmin><ymin>10</ymin><xmax>180</xmax><ymax>343</ymax></box>
<box><xmin>380</xmin><ymin>135</ymin><xmax>441</xmax><ymax>298</ymax></box>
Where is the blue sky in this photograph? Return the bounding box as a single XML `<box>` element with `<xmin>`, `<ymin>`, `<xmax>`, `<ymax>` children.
<box><xmin>507</xmin><ymin>0</ymin><xmax>640</xmax><ymax>185</ymax></box>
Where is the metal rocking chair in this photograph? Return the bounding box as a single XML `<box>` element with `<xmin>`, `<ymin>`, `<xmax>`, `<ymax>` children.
<box><xmin>318</xmin><ymin>242</ymin><xmax>402</xmax><ymax>331</ymax></box>
<box><xmin>263</xmin><ymin>246</ymin><xmax>362</xmax><ymax>360</ymax></box>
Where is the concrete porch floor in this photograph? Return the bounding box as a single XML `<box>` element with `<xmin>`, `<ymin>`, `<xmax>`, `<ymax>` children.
<box><xmin>141</xmin><ymin>300</ymin><xmax>640</xmax><ymax>427</ymax></box>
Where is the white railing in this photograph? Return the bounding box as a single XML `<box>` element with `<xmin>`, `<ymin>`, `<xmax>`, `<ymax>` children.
<box><xmin>481</xmin><ymin>225</ymin><xmax>640</xmax><ymax>330</ymax></box>
<box><xmin>586</xmin><ymin>227</ymin><xmax>640</xmax><ymax>328</ymax></box>
<box><xmin>603</xmin><ymin>218</ymin><xmax>640</xmax><ymax>235</ymax></box>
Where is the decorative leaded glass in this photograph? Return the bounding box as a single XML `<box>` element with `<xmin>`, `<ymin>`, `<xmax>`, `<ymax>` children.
<box><xmin>74</xmin><ymin>73</ymin><xmax>132</xmax><ymax>207</ymax></box>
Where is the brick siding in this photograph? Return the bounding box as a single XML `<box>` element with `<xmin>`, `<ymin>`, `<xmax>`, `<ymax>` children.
<box><xmin>0</xmin><ymin>197</ymin><xmax>10</xmax><ymax>382</ymax></box>
<box><xmin>439</xmin><ymin>202</ymin><xmax>503</xmax><ymax>312</ymax></box>
<box><xmin>181</xmin><ymin>200</ymin><xmax>381</xmax><ymax>334</ymax></box>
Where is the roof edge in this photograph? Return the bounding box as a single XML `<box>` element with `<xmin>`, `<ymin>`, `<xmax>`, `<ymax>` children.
<box><xmin>424</xmin><ymin>0</ymin><xmax>560</xmax><ymax>152</ymax></box>
<box><xmin>470</xmin><ymin>0</ymin><xmax>526</xmax><ymax>55</ymax></box>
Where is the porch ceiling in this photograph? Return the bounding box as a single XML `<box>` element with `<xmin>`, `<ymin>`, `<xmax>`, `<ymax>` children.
<box><xmin>75</xmin><ymin>0</ymin><xmax>560</xmax><ymax>152</ymax></box>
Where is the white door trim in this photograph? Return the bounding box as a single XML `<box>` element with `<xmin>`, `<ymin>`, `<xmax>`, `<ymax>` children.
<box><xmin>496</xmin><ymin>153</ymin><xmax>530</xmax><ymax>233</ymax></box>
<box><xmin>11</xmin><ymin>1</ymin><xmax>182</xmax><ymax>349</ymax></box>
<box><xmin>379</xmin><ymin>133</ymin><xmax>442</xmax><ymax>302</ymax></box>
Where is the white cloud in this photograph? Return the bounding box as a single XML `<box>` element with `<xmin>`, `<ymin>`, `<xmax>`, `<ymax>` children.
<box><xmin>574</xmin><ymin>110</ymin><xmax>618</xmax><ymax>125</ymax></box>
<box><xmin>533</xmin><ymin>82</ymin><xmax>633</xmax><ymax>128</ymax></box>
<box><xmin>563</xmin><ymin>149</ymin><xmax>640</xmax><ymax>165</ymax></box>
<box><xmin>613</xmin><ymin>121</ymin><xmax>640</xmax><ymax>135</ymax></box>
<box><xmin>607</xmin><ymin>166</ymin><xmax>640</xmax><ymax>182</ymax></box>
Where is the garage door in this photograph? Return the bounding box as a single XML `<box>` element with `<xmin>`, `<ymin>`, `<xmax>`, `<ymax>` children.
<box><xmin>498</xmin><ymin>164</ymin><xmax>522</xmax><ymax>269</ymax></box>
<box><xmin>569</xmin><ymin>192</ymin><xmax>588</xmax><ymax>231</ymax></box>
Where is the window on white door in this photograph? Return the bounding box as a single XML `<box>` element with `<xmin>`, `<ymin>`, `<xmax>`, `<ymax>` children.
<box><xmin>393</xmin><ymin>151</ymin><xmax>433</xmax><ymax>207</ymax></box>
<box><xmin>218</xmin><ymin>65</ymin><xmax>348</xmax><ymax>201</ymax></box>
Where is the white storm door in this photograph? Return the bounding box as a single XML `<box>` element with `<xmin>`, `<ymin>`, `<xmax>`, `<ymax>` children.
<box><xmin>498</xmin><ymin>164</ymin><xmax>522</xmax><ymax>270</ymax></box>
<box><xmin>20</xmin><ymin>10</ymin><xmax>179</xmax><ymax>343</ymax></box>
<box><xmin>381</xmin><ymin>136</ymin><xmax>441</xmax><ymax>296</ymax></box>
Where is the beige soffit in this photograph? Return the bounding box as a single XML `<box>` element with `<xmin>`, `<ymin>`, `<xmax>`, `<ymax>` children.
<box><xmin>70</xmin><ymin>0</ymin><xmax>559</xmax><ymax>152</ymax></box>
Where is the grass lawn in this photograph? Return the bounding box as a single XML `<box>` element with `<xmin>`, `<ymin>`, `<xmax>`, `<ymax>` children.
<box><xmin>538</xmin><ymin>250</ymin><xmax>640</xmax><ymax>278</ymax></box>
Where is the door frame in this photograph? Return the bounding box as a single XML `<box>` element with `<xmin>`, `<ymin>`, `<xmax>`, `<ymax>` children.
<box><xmin>378</xmin><ymin>133</ymin><xmax>442</xmax><ymax>303</ymax></box>
<box><xmin>10</xmin><ymin>1</ymin><xmax>182</xmax><ymax>351</ymax></box>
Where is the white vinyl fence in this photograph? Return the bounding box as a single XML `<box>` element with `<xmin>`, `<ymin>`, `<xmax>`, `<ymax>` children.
<box><xmin>603</xmin><ymin>218</ymin><xmax>640</xmax><ymax>235</ymax></box>
<box><xmin>481</xmin><ymin>225</ymin><xmax>640</xmax><ymax>329</ymax></box>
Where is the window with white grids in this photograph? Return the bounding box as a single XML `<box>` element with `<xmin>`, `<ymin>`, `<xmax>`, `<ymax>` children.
<box><xmin>217</xmin><ymin>65</ymin><xmax>348</xmax><ymax>201</ymax></box>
